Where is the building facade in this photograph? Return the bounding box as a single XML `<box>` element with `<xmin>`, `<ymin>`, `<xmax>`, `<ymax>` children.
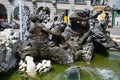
<box><xmin>0</xmin><ymin>0</ymin><xmax>93</xmax><ymax>22</ymax></box>
<box><xmin>1</xmin><ymin>0</ymin><xmax>117</xmax><ymax>26</ymax></box>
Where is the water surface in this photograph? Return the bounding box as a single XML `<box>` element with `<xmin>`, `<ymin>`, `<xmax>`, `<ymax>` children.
<box><xmin>0</xmin><ymin>51</ymin><xmax>120</xmax><ymax>80</ymax></box>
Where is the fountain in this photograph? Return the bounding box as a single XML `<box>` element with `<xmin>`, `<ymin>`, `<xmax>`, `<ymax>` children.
<box><xmin>0</xmin><ymin>0</ymin><xmax>120</xmax><ymax>80</ymax></box>
<box><xmin>19</xmin><ymin>0</ymin><xmax>30</xmax><ymax>40</ymax></box>
<box><xmin>0</xmin><ymin>0</ymin><xmax>30</xmax><ymax>72</ymax></box>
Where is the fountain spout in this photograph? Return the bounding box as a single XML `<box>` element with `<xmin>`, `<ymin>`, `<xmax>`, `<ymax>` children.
<box><xmin>19</xmin><ymin>0</ymin><xmax>29</xmax><ymax>40</ymax></box>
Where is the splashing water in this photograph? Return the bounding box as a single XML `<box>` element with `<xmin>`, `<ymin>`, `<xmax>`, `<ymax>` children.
<box><xmin>96</xmin><ymin>68</ymin><xmax>119</xmax><ymax>80</ymax></box>
<box><xmin>19</xmin><ymin>0</ymin><xmax>29</xmax><ymax>40</ymax></box>
<box><xmin>53</xmin><ymin>66</ymin><xmax>119</xmax><ymax>80</ymax></box>
<box><xmin>10</xmin><ymin>0</ymin><xmax>29</xmax><ymax>40</ymax></box>
<box><xmin>86</xmin><ymin>66</ymin><xmax>119</xmax><ymax>80</ymax></box>
<box><xmin>108</xmin><ymin>51</ymin><xmax>120</xmax><ymax>61</ymax></box>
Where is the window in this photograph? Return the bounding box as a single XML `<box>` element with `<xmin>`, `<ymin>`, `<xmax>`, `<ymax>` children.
<box><xmin>57</xmin><ymin>0</ymin><xmax>69</xmax><ymax>2</ymax></box>
<box><xmin>26</xmin><ymin>0</ymin><xmax>31</xmax><ymax>1</ymax></box>
<box><xmin>38</xmin><ymin>0</ymin><xmax>50</xmax><ymax>1</ymax></box>
<box><xmin>91</xmin><ymin>0</ymin><xmax>101</xmax><ymax>5</ymax></box>
<box><xmin>28</xmin><ymin>0</ymin><xmax>51</xmax><ymax>2</ymax></box>
<box><xmin>74</xmin><ymin>0</ymin><xmax>86</xmax><ymax>3</ymax></box>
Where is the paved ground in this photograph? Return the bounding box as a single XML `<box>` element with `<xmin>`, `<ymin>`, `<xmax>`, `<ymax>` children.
<box><xmin>107</xmin><ymin>27</ymin><xmax>120</xmax><ymax>35</ymax></box>
<box><xmin>107</xmin><ymin>27</ymin><xmax>120</xmax><ymax>45</ymax></box>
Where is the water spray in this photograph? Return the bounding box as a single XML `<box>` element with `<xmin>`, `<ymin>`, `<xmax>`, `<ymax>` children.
<box><xmin>19</xmin><ymin>0</ymin><xmax>23</xmax><ymax>40</ymax></box>
<box><xmin>19</xmin><ymin>0</ymin><xmax>29</xmax><ymax>40</ymax></box>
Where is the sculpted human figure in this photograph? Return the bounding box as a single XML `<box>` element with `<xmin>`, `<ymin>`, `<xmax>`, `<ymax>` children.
<box><xmin>61</xmin><ymin>9</ymin><xmax>103</xmax><ymax>63</ymax></box>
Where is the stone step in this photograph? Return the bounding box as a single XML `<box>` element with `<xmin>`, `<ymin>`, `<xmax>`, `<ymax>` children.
<box><xmin>113</xmin><ymin>39</ymin><xmax>120</xmax><ymax>42</ymax></box>
<box><xmin>110</xmin><ymin>35</ymin><xmax>120</xmax><ymax>42</ymax></box>
<box><xmin>110</xmin><ymin>35</ymin><xmax>120</xmax><ymax>39</ymax></box>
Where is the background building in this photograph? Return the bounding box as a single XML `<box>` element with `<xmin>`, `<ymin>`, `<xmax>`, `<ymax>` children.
<box><xmin>111</xmin><ymin>0</ymin><xmax>120</xmax><ymax>27</ymax></box>
<box><xmin>0</xmin><ymin>0</ymin><xmax>92</xmax><ymax>22</ymax></box>
<box><xmin>1</xmin><ymin>0</ymin><xmax>119</xmax><ymax>27</ymax></box>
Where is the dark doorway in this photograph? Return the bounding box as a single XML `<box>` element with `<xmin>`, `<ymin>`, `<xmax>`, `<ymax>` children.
<box><xmin>0</xmin><ymin>4</ymin><xmax>7</xmax><ymax>21</ymax></box>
